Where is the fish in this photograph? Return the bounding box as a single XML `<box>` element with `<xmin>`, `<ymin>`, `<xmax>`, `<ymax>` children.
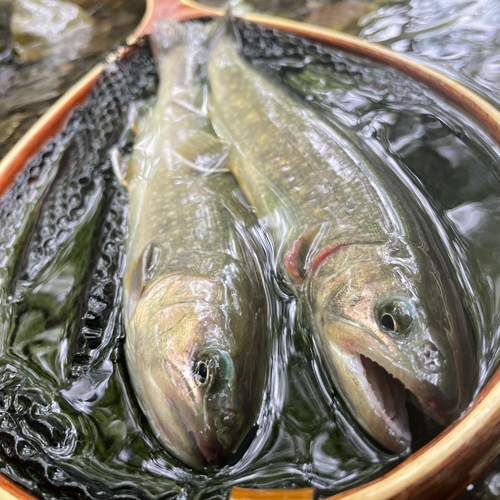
<box><xmin>122</xmin><ymin>21</ymin><xmax>269</xmax><ymax>470</ymax></box>
<box><xmin>207</xmin><ymin>27</ymin><xmax>476</xmax><ymax>453</ymax></box>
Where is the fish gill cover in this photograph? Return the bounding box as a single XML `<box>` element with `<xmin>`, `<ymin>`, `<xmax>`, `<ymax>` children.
<box><xmin>0</xmin><ymin>19</ymin><xmax>497</xmax><ymax>500</ymax></box>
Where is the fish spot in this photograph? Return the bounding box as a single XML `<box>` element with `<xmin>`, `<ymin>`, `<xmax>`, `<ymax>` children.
<box><xmin>416</xmin><ymin>341</ymin><xmax>444</xmax><ymax>373</ymax></box>
<box><xmin>342</xmin><ymin>199</ymin><xmax>357</xmax><ymax>213</ymax></box>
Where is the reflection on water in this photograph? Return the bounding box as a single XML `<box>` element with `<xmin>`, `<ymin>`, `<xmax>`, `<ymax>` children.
<box><xmin>215</xmin><ymin>0</ymin><xmax>500</xmax><ymax>106</ymax></box>
<box><xmin>0</xmin><ymin>0</ymin><xmax>145</xmax><ymax>160</ymax></box>
<box><xmin>205</xmin><ymin>0</ymin><xmax>383</xmax><ymax>31</ymax></box>
<box><xmin>0</xmin><ymin>16</ymin><xmax>499</xmax><ymax>499</ymax></box>
<box><xmin>359</xmin><ymin>0</ymin><xmax>500</xmax><ymax>107</ymax></box>
<box><xmin>0</xmin><ymin>1</ymin><xmax>500</xmax><ymax>499</ymax></box>
<box><xmin>12</xmin><ymin>0</ymin><xmax>94</xmax><ymax>64</ymax></box>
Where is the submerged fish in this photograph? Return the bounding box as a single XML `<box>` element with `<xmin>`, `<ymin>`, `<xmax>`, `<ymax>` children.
<box><xmin>207</xmin><ymin>29</ymin><xmax>476</xmax><ymax>453</ymax></box>
<box><xmin>122</xmin><ymin>21</ymin><xmax>269</xmax><ymax>470</ymax></box>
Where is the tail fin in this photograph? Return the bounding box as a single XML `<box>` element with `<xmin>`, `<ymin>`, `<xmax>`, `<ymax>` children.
<box><xmin>150</xmin><ymin>20</ymin><xmax>213</xmax><ymax>109</ymax></box>
<box><xmin>207</xmin><ymin>5</ymin><xmax>242</xmax><ymax>50</ymax></box>
<box><xmin>151</xmin><ymin>20</ymin><xmax>212</xmax><ymax>60</ymax></box>
<box><xmin>149</xmin><ymin>9</ymin><xmax>241</xmax><ymax>110</ymax></box>
<box><xmin>151</xmin><ymin>5</ymin><xmax>241</xmax><ymax>63</ymax></box>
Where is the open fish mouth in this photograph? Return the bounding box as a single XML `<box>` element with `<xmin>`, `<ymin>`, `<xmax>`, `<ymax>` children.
<box><xmin>357</xmin><ymin>354</ymin><xmax>445</xmax><ymax>453</ymax></box>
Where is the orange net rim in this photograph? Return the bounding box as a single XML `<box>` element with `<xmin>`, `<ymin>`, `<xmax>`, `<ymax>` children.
<box><xmin>1</xmin><ymin>1</ymin><xmax>500</xmax><ymax>499</ymax></box>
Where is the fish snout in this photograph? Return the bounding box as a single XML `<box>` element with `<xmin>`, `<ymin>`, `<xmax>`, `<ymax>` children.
<box><xmin>199</xmin><ymin>441</ymin><xmax>227</xmax><ymax>467</ymax></box>
<box><xmin>214</xmin><ymin>409</ymin><xmax>243</xmax><ymax>449</ymax></box>
<box><xmin>194</xmin><ymin>419</ymin><xmax>238</xmax><ymax>467</ymax></box>
<box><xmin>415</xmin><ymin>341</ymin><xmax>444</xmax><ymax>374</ymax></box>
<box><xmin>220</xmin><ymin>409</ymin><xmax>240</xmax><ymax>428</ymax></box>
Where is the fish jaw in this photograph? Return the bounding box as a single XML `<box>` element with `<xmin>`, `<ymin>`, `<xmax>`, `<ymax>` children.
<box><xmin>325</xmin><ymin>342</ymin><xmax>411</xmax><ymax>452</ymax></box>
<box><xmin>149</xmin><ymin>383</ymin><xmax>242</xmax><ymax>470</ymax></box>
<box><xmin>319</xmin><ymin>317</ymin><xmax>461</xmax><ymax>454</ymax></box>
<box><xmin>190</xmin><ymin>407</ymin><xmax>245</xmax><ymax>467</ymax></box>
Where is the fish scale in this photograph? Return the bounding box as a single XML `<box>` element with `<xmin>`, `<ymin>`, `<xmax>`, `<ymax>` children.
<box><xmin>208</xmin><ymin>39</ymin><xmax>387</xmax><ymax>253</ymax></box>
<box><xmin>128</xmin><ymin>166</ymin><xmax>239</xmax><ymax>276</ymax></box>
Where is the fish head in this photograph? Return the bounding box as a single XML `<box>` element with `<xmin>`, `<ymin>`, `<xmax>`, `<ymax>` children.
<box><xmin>306</xmin><ymin>240</ymin><xmax>475</xmax><ymax>453</ymax></box>
<box><xmin>126</xmin><ymin>273</ymin><xmax>263</xmax><ymax>470</ymax></box>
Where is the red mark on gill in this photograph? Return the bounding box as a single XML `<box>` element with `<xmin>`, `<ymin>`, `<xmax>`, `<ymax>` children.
<box><xmin>309</xmin><ymin>242</ymin><xmax>355</xmax><ymax>275</ymax></box>
<box><xmin>284</xmin><ymin>237</ymin><xmax>305</xmax><ymax>283</ymax></box>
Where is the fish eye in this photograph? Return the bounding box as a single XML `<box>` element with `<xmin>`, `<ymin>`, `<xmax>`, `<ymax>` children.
<box><xmin>192</xmin><ymin>351</ymin><xmax>233</xmax><ymax>390</ymax></box>
<box><xmin>376</xmin><ymin>299</ymin><xmax>413</xmax><ymax>335</ymax></box>
<box><xmin>381</xmin><ymin>312</ymin><xmax>397</xmax><ymax>332</ymax></box>
<box><xmin>194</xmin><ymin>360</ymin><xmax>211</xmax><ymax>386</ymax></box>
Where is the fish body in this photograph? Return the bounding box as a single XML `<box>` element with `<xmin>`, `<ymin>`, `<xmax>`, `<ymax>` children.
<box><xmin>123</xmin><ymin>22</ymin><xmax>268</xmax><ymax>470</ymax></box>
<box><xmin>207</xmin><ymin>33</ymin><xmax>475</xmax><ymax>452</ymax></box>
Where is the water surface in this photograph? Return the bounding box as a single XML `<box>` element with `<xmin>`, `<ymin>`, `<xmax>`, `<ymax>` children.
<box><xmin>0</xmin><ymin>0</ymin><xmax>145</xmax><ymax>160</ymax></box>
<box><xmin>0</xmin><ymin>18</ymin><xmax>499</xmax><ymax>498</ymax></box>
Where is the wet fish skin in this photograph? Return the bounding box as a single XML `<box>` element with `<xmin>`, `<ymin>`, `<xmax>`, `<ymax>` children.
<box><xmin>123</xmin><ymin>22</ymin><xmax>268</xmax><ymax>470</ymax></box>
<box><xmin>208</xmin><ymin>33</ymin><xmax>475</xmax><ymax>453</ymax></box>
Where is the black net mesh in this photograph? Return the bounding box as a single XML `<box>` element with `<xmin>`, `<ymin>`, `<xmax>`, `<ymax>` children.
<box><xmin>237</xmin><ymin>19</ymin><xmax>434</xmax><ymax>110</ymax></box>
<box><xmin>8</xmin><ymin>38</ymin><xmax>157</xmax><ymax>380</ymax></box>
<box><xmin>68</xmin><ymin>181</ymin><xmax>129</xmax><ymax>380</ymax></box>
<box><xmin>0</xmin><ymin>38</ymin><xmax>160</xmax><ymax>500</ymax></box>
<box><xmin>15</xmin><ymin>41</ymin><xmax>156</xmax><ymax>288</ymax></box>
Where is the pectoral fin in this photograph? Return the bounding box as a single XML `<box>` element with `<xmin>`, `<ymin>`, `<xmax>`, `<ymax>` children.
<box><xmin>174</xmin><ymin>129</ymin><xmax>229</xmax><ymax>174</ymax></box>
<box><xmin>130</xmin><ymin>242</ymin><xmax>162</xmax><ymax>303</ymax></box>
<box><xmin>110</xmin><ymin>148</ymin><xmax>129</xmax><ymax>188</ymax></box>
<box><xmin>285</xmin><ymin>225</ymin><xmax>379</xmax><ymax>284</ymax></box>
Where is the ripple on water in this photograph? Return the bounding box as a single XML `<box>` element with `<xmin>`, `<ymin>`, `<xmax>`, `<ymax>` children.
<box><xmin>0</xmin><ymin>16</ymin><xmax>499</xmax><ymax>500</ymax></box>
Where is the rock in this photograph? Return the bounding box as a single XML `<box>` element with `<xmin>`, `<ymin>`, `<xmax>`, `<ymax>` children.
<box><xmin>11</xmin><ymin>0</ymin><xmax>94</xmax><ymax>64</ymax></box>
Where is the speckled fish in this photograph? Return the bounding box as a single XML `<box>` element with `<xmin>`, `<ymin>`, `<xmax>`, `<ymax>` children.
<box><xmin>122</xmin><ymin>21</ymin><xmax>269</xmax><ymax>470</ymax></box>
<box><xmin>207</xmin><ymin>29</ymin><xmax>476</xmax><ymax>453</ymax></box>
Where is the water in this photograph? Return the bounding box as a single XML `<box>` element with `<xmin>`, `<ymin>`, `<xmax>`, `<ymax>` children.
<box><xmin>0</xmin><ymin>38</ymin><xmax>396</xmax><ymax>496</ymax></box>
<box><xmin>0</xmin><ymin>0</ymin><xmax>145</xmax><ymax>160</ymax></box>
<box><xmin>215</xmin><ymin>0</ymin><xmax>500</xmax><ymax>107</ymax></box>
<box><xmin>358</xmin><ymin>0</ymin><xmax>500</xmax><ymax>109</ymax></box>
<box><xmin>0</xmin><ymin>4</ymin><xmax>499</xmax><ymax>500</ymax></box>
